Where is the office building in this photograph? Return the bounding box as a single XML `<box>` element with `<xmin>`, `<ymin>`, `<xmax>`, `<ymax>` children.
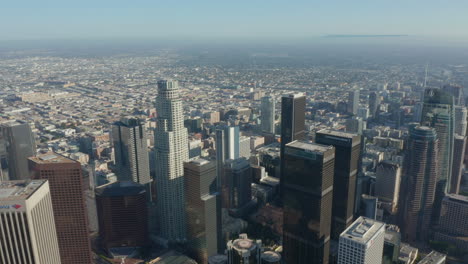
<box><xmin>184</xmin><ymin>159</ymin><xmax>222</xmax><ymax>263</ymax></box>
<box><xmin>357</xmin><ymin>107</ymin><xmax>369</xmax><ymax>120</ymax></box>
<box><xmin>29</xmin><ymin>153</ymin><xmax>92</xmax><ymax>264</ymax></box>
<box><xmin>315</xmin><ymin>129</ymin><xmax>361</xmax><ymax>239</ymax></box>
<box><xmin>434</xmin><ymin>194</ymin><xmax>468</xmax><ymax>252</ymax></box>
<box><xmin>360</xmin><ymin>194</ymin><xmax>378</xmax><ymax>219</ymax></box>
<box><xmin>239</xmin><ymin>136</ymin><xmax>251</xmax><ymax>159</ymax></box>
<box><xmin>443</xmin><ymin>83</ymin><xmax>464</xmax><ymax>105</ymax></box>
<box><xmin>337</xmin><ymin>217</ymin><xmax>386</xmax><ymax>264</ymax></box>
<box><xmin>450</xmin><ymin>135</ymin><xmax>466</xmax><ymax>194</ymax></box>
<box><xmin>455</xmin><ymin>106</ymin><xmax>467</xmax><ymax>136</ymax></box>
<box><xmin>95</xmin><ymin>181</ymin><xmax>148</xmax><ymax>251</ymax></box>
<box><xmin>280</xmin><ymin>93</ymin><xmax>306</xmax><ymax>195</ymax></box>
<box><xmin>401</xmin><ymin>126</ymin><xmax>438</xmax><ymax>242</ymax></box>
<box><xmin>375</xmin><ymin>160</ymin><xmax>402</xmax><ymax>214</ymax></box>
<box><xmin>346</xmin><ymin>116</ymin><xmax>365</xmax><ymax>134</ymax></box>
<box><xmin>383</xmin><ymin>225</ymin><xmax>401</xmax><ymax>264</ymax></box>
<box><xmin>421</xmin><ymin>88</ymin><xmax>454</xmax><ymax>222</ymax></box>
<box><xmin>348</xmin><ymin>90</ymin><xmax>360</xmax><ymax>115</ymax></box>
<box><xmin>227</xmin><ymin>234</ymin><xmax>262</xmax><ymax>264</ymax></box>
<box><xmin>222</xmin><ymin>158</ymin><xmax>252</xmax><ymax>210</ymax></box>
<box><xmin>369</xmin><ymin>92</ymin><xmax>380</xmax><ymax>118</ymax></box>
<box><xmin>261</xmin><ymin>96</ymin><xmax>276</xmax><ymax>134</ymax></box>
<box><xmin>282</xmin><ymin>141</ymin><xmax>335</xmax><ymax>264</ymax></box>
<box><xmin>0</xmin><ymin>120</ymin><xmax>36</xmax><ymax>180</ymax></box>
<box><xmin>112</xmin><ymin>117</ymin><xmax>151</xmax><ymax>185</ymax></box>
<box><xmin>0</xmin><ymin>180</ymin><xmax>61</xmax><ymax>264</ymax></box>
<box><xmin>154</xmin><ymin>80</ymin><xmax>189</xmax><ymax>241</ymax></box>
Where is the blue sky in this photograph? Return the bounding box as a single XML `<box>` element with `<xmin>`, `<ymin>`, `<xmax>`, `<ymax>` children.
<box><xmin>1</xmin><ymin>0</ymin><xmax>467</xmax><ymax>41</ymax></box>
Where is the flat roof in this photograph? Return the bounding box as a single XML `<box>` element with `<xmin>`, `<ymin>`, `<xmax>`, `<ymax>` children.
<box><xmin>0</xmin><ymin>180</ymin><xmax>47</xmax><ymax>201</ymax></box>
<box><xmin>418</xmin><ymin>251</ymin><xmax>446</xmax><ymax>264</ymax></box>
<box><xmin>444</xmin><ymin>193</ymin><xmax>468</xmax><ymax>205</ymax></box>
<box><xmin>341</xmin><ymin>216</ymin><xmax>385</xmax><ymax>244</ymax></box>
<box><xmin>29</xmin><ymin>153</ymin><xmax>76</xmax><ymax>164</ymax></box>
<box><xmin>286</xmin><ymin>140</ymin><xmax>333</xmax><ymax>154</ymax></box>
<box><xmin>317</xmin><ymin>129</ymin><xmax>357</xmax><ymax>139</ymax></box>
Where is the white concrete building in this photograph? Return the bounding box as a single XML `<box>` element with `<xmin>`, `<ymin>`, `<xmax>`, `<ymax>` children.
<box><xmin>338</xmin><ymin>216</ymin><xmax>386</xmax><ymax>264</ymax></box>
<box><xmin>154</xmin><ymin>80</ymin><xmax>189</xmax><ymax>241</ymax></box>
<box><xmin>0</xmin><ymin>180</ymin><xmax>61</xmax><ymax>264</ymax></box>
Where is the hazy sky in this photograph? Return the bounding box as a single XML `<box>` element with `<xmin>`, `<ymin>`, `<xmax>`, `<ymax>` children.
<box><xmin>2</xmin><ymin>0</ymin><xmax>468</xmax><ymax>41</ymax></box>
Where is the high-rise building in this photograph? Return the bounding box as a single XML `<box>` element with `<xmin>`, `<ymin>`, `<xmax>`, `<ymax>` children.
<box><xmin>450</xmin><ymin>135</ymin><xmax>466</xmax><ymax>194</ymax></box>
<box><xmin>375</xmin><ymin>160</ymin><xmax>402</xmax><ymax>214</ymax></box>
<box><xmin>421</xmin><ymin>88</ymin><xmax>454</xmax><ymax>221</ymax></box>
<box><xmin>368</xmin><ymin>92</ymin><xmax>380</xmax><ymax>118</ymax></box>
<box><xmin>239</xmin><ymin>136</ymin><xmax>251</xmax><ymax>159</ymax></box>
<box><xmin>184</xmin><ymin>159</ymin><xmax>222</xmax><ymax>263</ymax></box>
<box><xmin>282</xmin><ymin>141</ymin><xmax>334</xmax><ymax>264</ymax></box>
<box><xmin>383</xmin><ymin>225</ymin><xmax>401</xmax><ymax>264</ymax></box>
<box><xmin>222</xmin><ymin>158</ymin><xmax>252</xmax><ymax>210</ymax></box>
<box><xmin>95</xmin><ymin>181</ymin><xmax>148</xmax><ymax>251</ymax></box>
<box><xmin>315</xmin><ymin>129</ymin><xmax>361</xmax><ymax>239</ymax></box>
<box><xmin>455</xmin><ymin>106</ymin><xmax>467</xmax><ymax>137</ymax></box>
<box><xmin>401</xmin><ymin>126</ymin><xmax>438</xmax><ymax>242</ymax></box>
<box><xmin>337</xmin><ymin>217</ymin><xmax>386</xmax><ymax>264</ymax></box>
<box><xmin>346</xmin><ymin>116</ymin><xmax>365</xmax><ymax>134</ymax></box>
<box><xmin>0</xmin><ymin>120</ymin><xmax>36</xmax><ymax>180</ymax></box>
<box><xmin>280</xmin><ymin>93</ymin><xmax>306</xmax><ymax>195</ymax></box>
<box><xmin>154</xmin><ymin>80</ymin><xmax>189</xmax><ymax>241</ymax></box>
<box><xmin>29</xmin><ymin>153</ymin><xmax>92</xmax><ymax>264</ymax></box>
<box><xmin>434</xmin><ymin>194</ymin><xmax>468</xmax><ymax>252</ymax></box>
<box><xmin>0</xmin><ymin>180</ymin><xmax>61</xmax><ymax>264</ymax></box>
<box><xmin>227</xmin><ymin>234</ymin><xmax>262</xmax><ymax>264</ymax></box>
<box><xmin>443</xmin><ymin>83</ymin><xmax>464</xmax><ymax>105</ymax></box>
<box><xmin>261</xmin><ymin>96</ymin><xmax>276</xmax><ymax>134</ymax></box>
<box><xmin>217</xmin><ymin>125</ymin><xmax>240</xmax><ymax>161</ymax></box>
<box><xmin>112</xmin><ymin>117</ymin><xmax>151</xmax><ymax>186</ymax></box>
<box><xmin>347</xmin><ymin>90</ymin><xmax>360</xmax><ymax>115</ymax></box>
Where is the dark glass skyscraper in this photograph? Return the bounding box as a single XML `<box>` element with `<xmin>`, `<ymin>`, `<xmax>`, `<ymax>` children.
<box><xmin>421</xmin><ymin>88</ymin><xmax>454</xmax><ymax>223</ymax></box>
<box><xmin>401</xmin><ymin>126</ymin><xmax>438</xmax><ymax>242</ymax></box>
<box><xmin>315</xmin><ymin>129</ymin><xmax>361</xmax><ymax>239</ymax></box>
<box><xmin>280</xmin><ymin>94</ymin><xmax>306</xmax><ymax>195</ymax></box>
<box><xmin>282</xmin><ymin>140</ymin><xmax>334</xmax><ymax>264</ymax></box>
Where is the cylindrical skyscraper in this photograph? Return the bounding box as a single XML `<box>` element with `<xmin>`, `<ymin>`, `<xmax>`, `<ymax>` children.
<box><xmin>402</xmin><ymin>126</ymin><xmax>438</xmax><ymax>242</ymax></box>
<box><xmin>154</xmin><ymin>80</ymin><xmax>189</xmax><ymax>241</ymax></box>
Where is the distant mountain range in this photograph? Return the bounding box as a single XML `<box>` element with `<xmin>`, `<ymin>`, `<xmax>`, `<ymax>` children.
<box><xmin>324</xmin><ymin>34</ymin><xmax>409</xmax><ymax>38</ymax></box>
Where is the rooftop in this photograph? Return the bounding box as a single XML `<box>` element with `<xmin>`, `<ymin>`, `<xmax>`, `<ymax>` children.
<box><xmin>317</xmin><ymin>129</ymin><xmax>357</xmax><ymax>139</ymax></box>
<box><xmin>29</xmin><ymin>153</ymin><xmax>76</xmax><ymax>164</ymax></box>
<box><xmin>286</xmin><ymin>140</ymin><xmax>333</xmax><ymax>154</ymax></box>
<box><xmin>444</xmin><ymin>193</ymin><xmax>468</xmax><ymax>205</ymax></box>
<box><xmin>95</xmin><ymin>181</ymin><xmax>146</xmax><ymax>197</ymax></box>
<box><xmin>341</xmin><ymin>216</ymin><xmax>385</xmax><ymax>244</ymax></box>
<box><xmin>0</xmin><ymin>180</ymin><xmax>47</xmax><ymax>201</ymax></box>
<box><xmin>418</xmin><ymin>251</ymin><xmax>446</xmax><ymax>264</ymax></box>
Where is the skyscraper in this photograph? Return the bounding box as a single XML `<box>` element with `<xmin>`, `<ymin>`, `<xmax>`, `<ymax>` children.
<box><xmin>346</xmin><ymin>116</ymin><xmax>365</xmax><ymax>134</ymax></box>
<box><xmin>222</xmin><ymin>158</ymin><xmax>252</xmax><ymax>211</ymax></box>
<box><xmin>347</xmin><ymin>90</ymin><xmax>360</xmax><ymax>115</ymax></box>
<box><xmin>0</xmin><ymin>180</ymin><xmax>61</xmax><ymax>264</ymax></box>
<box><xmin>455</xmin><ymin>106</ymin><xmax>467</xmax><ymax>137</ymax></box>
<box><xmin>282</xmin><ymin>141</ymin><xmax>334</xmax><ymax>264</ymax></box>
<box><xmin>29</xmin><ymin>153</ymin><xmax>92</xmax><ymax>264</ymax></box>
<box><xmin>112</xmin><ymin>116</ymin><xmax>151</xmax><ymax>186</ymax></box>
<box><xmin>154</xmin><ymin>80</ymin><xmax>189</xmax><ymax>241</ymax></box>
<box><xmin>261</xmin><ymin>96</ymin><xmax>276</xmax><ymax>134</ymax></box>
<box><xmin>375</xmin><ymin>160</ymin><xmax>402</xmax><ymax>214</ymax></box>
<box><xmin>368</xmin><ymin>92</ymin><xmax>380</xmax><ymax>118</ymax></box>
<box><xmin>337</xmin><ymin>217</ymin><xmax>386</xmax><ymax>264</ymax></box>
<box><xmin>95</xmin><ymin>181</ymin><xmax>148</xmax><ymax>251</ymax></box>
<box><xmin>184</xmin><ymin>159</ymin><xmax>222</xmax><ymax>263</ymax></box>
<box><xmin>0</xmin><ymin>120</ymin><xmax>36</xmax><ymax>180</ymax></box>
<box><xmin>442</xmin><ymin>84</ymin><xmax>464</xmax><ymax>106</ymax></box>
<box><xmin>401</xmin><ymin>126</ymin><xmax>438</xmax><ymax>242</ymax></box>
<box><xmin>215</xmin><ymin>124</ymin><xmax>240</xmax><ymax>191</ymax></box>
<box><xmin>434</xmin><ymin>194</ymin><xmax>468</xmax><ymax>252</ymax></box>
<box><xmin>280</xmin><ymin>93</ymin><xmax>306</xmax><ymax>195</ymax></box>
<box><xmin>450</xmin><ymin>135</ymin><xmax>466</xmax><ymax>194</ymax></box>
<box><xmin>315</xmin><ymin>129</ymin><xmax>361</xmax><ymax>239</ymax></box>
<box><xmin>421</xmin><ymin>88</ymin><xmax>454</xmax><ymax>222</ymax></box>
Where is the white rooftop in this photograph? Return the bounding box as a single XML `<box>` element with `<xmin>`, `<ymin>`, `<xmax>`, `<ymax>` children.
<box><xmin>341</xmin><ymin>216</ymin><xmax>385</xmax><ymax>244</ymax></box>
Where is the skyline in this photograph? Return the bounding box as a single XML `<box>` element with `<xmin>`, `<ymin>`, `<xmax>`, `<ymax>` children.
<box><xmin>2</xmin><ymin>0</ymin><xmax>468</xmax><ymax>41</ymax></box>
